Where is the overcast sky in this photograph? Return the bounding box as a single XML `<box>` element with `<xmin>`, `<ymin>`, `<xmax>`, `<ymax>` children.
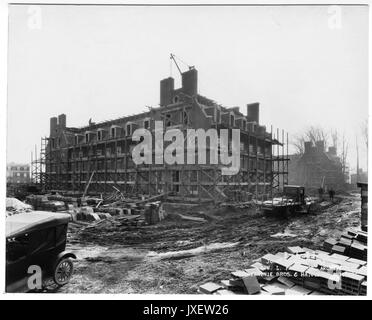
<box><xmin>7</xmin><ymin>5</ymin><xmax>368</xmax><ymax>172</ymax></box>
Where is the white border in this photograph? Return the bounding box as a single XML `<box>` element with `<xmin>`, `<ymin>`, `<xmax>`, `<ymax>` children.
<box><xmin>0</xmin><ymin>1</ymin><xmax>370</xmax><ymax>300</ymax></box>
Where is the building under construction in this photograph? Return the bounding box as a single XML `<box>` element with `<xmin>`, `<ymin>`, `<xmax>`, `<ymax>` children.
<box><xmin>33</xmin><ymin>60</ymin><xmax>288</xmax><ymax>203</ymax></box>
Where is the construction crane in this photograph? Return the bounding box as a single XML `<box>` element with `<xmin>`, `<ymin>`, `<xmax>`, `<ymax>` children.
<box><xmin>170</xmin><ymin>53</ymin><xmax>194</xmax><ymax>76</ymax></box>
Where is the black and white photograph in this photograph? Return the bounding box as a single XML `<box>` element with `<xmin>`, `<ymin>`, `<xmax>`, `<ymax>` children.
<box><xmin>1</xmin><ymin>1</ymin><xmax>370</xmax><ymax>300</ymax></box>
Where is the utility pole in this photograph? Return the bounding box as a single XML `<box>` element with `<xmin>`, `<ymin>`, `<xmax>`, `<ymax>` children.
<box><xmin>356</xmin><ymin>136</ymin><xmax>360</xmax><ymax>183</ymax></box>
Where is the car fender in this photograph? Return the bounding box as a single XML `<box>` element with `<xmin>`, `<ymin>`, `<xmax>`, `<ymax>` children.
<box><xmin>56</xmin><ymin>251</ymin><xmax>77</xmax><ymax>262</ymax></box>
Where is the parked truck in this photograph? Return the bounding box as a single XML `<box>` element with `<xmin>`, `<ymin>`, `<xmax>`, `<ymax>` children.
<box><xmin>261</xmin><ymin>185</ymin><xmax>315</xmax><ymax>216</ymax></box>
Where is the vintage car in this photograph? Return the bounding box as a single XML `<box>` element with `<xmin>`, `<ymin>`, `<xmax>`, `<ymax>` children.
<box><xmin>6</xmin><ymin>211</ymin><xmax>76</xmax><ymax>292</ymax></box>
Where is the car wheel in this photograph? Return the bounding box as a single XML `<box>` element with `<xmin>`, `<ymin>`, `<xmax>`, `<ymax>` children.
<box><xmin>53</xmin><ymin>258</ymin><xmax>74</xmax><ymax>286</ymax></box>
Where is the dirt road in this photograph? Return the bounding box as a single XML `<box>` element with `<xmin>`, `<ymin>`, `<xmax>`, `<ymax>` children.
<box><xmin>56</xmin><ymin>194</ymin><xmax>361</xmax><ymax>294</ymax></box>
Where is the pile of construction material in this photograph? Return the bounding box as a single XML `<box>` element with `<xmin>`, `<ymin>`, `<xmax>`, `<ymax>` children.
<box><xmin>47</xmin><ymin>194</ymin><xmax>79</xmax><ymax>205</ymax></box>
<box><xmin>22</xmin><ymin>191</ymin><xmax>167</xmax><ymax>226</ymax></box>
<box><xmin>80</xmin><ymin>214</ymin><xmax>145</xmax><ymax>231</ymax></box>
<box><xmin>220</xmin><ymin>201</ymin><xmax>254</xmax><ymax>209</ymax></box>
<box><xmin>144</xmin><ymin>201</ymin><xmax>166</xmax><ymax>224</ymax></box>
<box><xmin>94</xmin><ymin>193</ymin><xmax>168</xmax><ymax>225</ymax></box>
<box><xmin>67</xmin><ymin>201</ymin><xmax>165</xmax><ymax>225</ymax></box>
<box><xmin>25</xmin><ymin>194</ymin><xmax>66</xmax><ymax>212</ymax></box>
<box><xmin>6</xmin><ymin>197</ymin><xmax>32</xmax><ymax>216</ymax></box>
<box><xmin>198</xmin><ymin>238</ymin><xmax>367</xmax><ymax>296</ymax></box>
<box><xmin>323</xmin><ymin>230</ymin><xmax>367</xmax><ymax>261</ymax></box>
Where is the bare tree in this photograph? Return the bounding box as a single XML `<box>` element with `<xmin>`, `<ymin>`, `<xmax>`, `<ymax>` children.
<box><xmin>291</xmin><ymin>126</ymin><xmax>329</xmax><ymax>154</ymax></box>
<box><xmin>362</xmin><ymin>119</ymin><xmax>368</xmax><ymax>150</ymax></box>
<box><xmin>305</xmin><ymin>126</ymin><xmax>329</xmax><ymax>148</ymax></box>
<box><xmin>340</xmin><ymin>133</ymin><xmax>348</xmax><ymax>176</ymax></box>
<box><xmin>292</xmin><ymin>133</ymin><xmax>305</xmax><ymax>154</ymax></box>
<box><xmin>331</xmin><ymin>130</ymin><xmax>338</xmax><ymax>150</ymax></box>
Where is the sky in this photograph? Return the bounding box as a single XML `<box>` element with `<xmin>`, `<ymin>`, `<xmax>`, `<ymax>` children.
<box><xmin>7</xmin><ymin>5</ymin><xmax>369</xmax><ymax>172</ymax></box>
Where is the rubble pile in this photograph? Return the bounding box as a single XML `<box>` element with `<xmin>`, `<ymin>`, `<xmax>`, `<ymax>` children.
<box><xmin>21</xmin><ymin>191</ymin><xmax>167</xmax><ymax>226</ymax></box>
<box><xmin>198</xmin><ymin>235</ymin><xmax>368</xmax><ymax>296</ymax></box>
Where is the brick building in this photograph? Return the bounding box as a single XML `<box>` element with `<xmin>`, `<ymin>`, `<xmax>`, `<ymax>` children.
<box><xmin>288</xmin><ymin>141</ymin><xmax>346</xmax><ymax>191</ymax></box>
<box><xmin>43</xmin><ymin>67</ymin><xmax>288</xmax><ymax>202</ymax></box>
<box><xmin>6</xmin><ymin>163</ymin><xmax>31</xmax><ymax>184</ymax></box>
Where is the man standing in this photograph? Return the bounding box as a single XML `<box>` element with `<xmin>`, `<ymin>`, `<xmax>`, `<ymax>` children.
<box><xmin>328</xmin><ymin>188</ymin><xmax>335</xmax><ymax>202</ymax></box>
<box><xmin>318</xmin><ymin>187</ymin><xmax>324</xmax><ymax>201</ymax></box>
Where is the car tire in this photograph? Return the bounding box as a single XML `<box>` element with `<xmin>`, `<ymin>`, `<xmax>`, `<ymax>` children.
<box><xmin>53</xmin><ymin>257</ymin><xmax>74</xmax><ymax>286</ymax></box>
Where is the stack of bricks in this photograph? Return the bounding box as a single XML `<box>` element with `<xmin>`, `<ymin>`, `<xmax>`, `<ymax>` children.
<box><xmin>323</xmin><ymin>229</ymin><xmax>367</xmax><ymax>261</ymax></box>
<box><xmin>357</xmin><ymin>182</ymin><xmax>368</xmax><ymax>232</ymax></box>
<box><xmin>198</xmin><ymin>244</ymin><xmax>367</xmax><ymax>296</ymax></box>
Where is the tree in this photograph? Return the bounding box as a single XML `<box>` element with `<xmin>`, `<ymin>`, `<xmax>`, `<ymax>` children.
<box><xmin>340</xmin><ymin>133</ymin><xmax>348</xmax><ymax>176</ymax></box>
<box><xmin>361</xmin><ymin>119</ymin><xmax>368</xmax><ymax>170</ymax></box>
<box><xmin>331</xmin><ymin>130</ymin><xmax>338</xmax><ymax>150</ymax></box>
<box><xmin>292</xmin><ymin>133</ymin><xmax>305</xmax><ymax>154</ymax></box>
<box><xmin>362</xmin><ymin>119</ymin><xmax>368</xmax><ymax>150</ymax></box>
<box><xmin>292</xmin><ymin>126</ymin><xmax>329</xmax><ymax>154</ymax></box>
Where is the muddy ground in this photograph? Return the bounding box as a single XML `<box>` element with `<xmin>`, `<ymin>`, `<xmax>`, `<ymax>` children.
<box><xmin>56</xmin><ymin>193</ymin><xmax>361</xmax><ymax>294</ymax></box>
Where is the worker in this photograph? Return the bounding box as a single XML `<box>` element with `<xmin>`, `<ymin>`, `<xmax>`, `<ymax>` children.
<box><xmin>318</xmin><ymin>187</ymin><xmax>324</xmax><ymax>201</ymax></box>
<box><xmin>329</xmin><ymin>188</ymin><xmax>335</xmax><ymax>202</ymax></box>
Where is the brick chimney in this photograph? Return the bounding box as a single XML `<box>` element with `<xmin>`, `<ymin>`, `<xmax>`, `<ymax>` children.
<box><xmin>328</xmin><ymin>146</ymin><xmax>337</xmax><ymax>155</ymax></box>
<box><xmin>181</xmin><ymin>67</ymin><xmax>198</xmax><ymax>97</ymax></box>
<box><xmin>58</xmin><ymin>114</ymin><xmax>66</xmax><ymax>129</ymax></box>
<box><xmin>50</xmin><ymin>117</ymin><xmax>58</xmax><ymax>135</ymax></box>
<box><xmin>316</xmin><ymin>140</ymin><xmax>325</xmax><ymax>152</ymax></box>
<box><xmin>304</xmin><ymin>141</ymin><xmax>312</xmax><ymax>153</ymax></box>
<box><xmin>160</xmin><ymin>77</ymin><xmax>174</xmax><ymax>107</ymax></box>
<box><xmin>247</xmin><ymin>103</ymin><xmax>259</xmax><ymax>123</ymax></box>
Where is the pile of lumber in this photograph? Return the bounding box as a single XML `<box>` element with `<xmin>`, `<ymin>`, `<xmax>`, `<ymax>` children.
<box><xmin>94</xmin><ymin>201</ymin><xmax>166</xmax><ymax>225</ymax></box>
<box><xmin>220</xmin><ymin>201</ymin><xmax>253</xmax><ymax>209</ymax></box>
<box><xmin>198</xmin><ymin>243</ymin><xmax>367</xmax><ymax>296</ymax></box>
<box><xmin>323</xmin><ymin>229</ymin><xmax>367</xmax><ymax>261</ymax></box>
<box><xmin>80</xmin><ymin>215</ymin><xmax>145</xmax><ymax>232</ymax></box>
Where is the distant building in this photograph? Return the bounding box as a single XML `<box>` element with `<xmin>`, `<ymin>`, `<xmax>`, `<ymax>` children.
<box><xmin>288</xmin><ymin>141</ymin><xmax>346</xmax><ymax>191</ymax></box>
<box><xmin>7</xmin><ymin>163</ymin><xmax>31</xmax><ymax>184</ymax></box>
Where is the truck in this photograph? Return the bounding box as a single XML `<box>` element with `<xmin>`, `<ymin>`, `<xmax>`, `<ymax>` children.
<box><xmin>261</xmin><ymin>185</ymin><xmax>315</xmax><ymax>216</ymax></box>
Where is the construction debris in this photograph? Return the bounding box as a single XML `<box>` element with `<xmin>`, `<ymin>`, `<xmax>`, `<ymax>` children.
<box><xmin>26</xmin><ymin>194</ymin><xmax>67</xmax><ymax>212</ymax></box>
<box><xmin>6</xmin><ymin>197</ymin><xmax>32</xmax><ymax>216</ymax></box>
<box><xmin>19</xmin><ymin>190</ymin><xmax>168</xmax><ymax>227</ymax></box>
<box><xmin>198</xmin><ymin>239</ymin><xmax>368</xmax><ymax>296</ymax></box>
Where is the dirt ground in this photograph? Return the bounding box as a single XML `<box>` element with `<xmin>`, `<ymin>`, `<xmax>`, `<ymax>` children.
<box><xmin>56</xmin><ymin>193</ymin><xmax>361</xmax><ymax>294</ymax></box>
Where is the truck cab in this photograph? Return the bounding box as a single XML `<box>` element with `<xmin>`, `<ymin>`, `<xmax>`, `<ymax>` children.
<box><xmin>283</xmin><ymin>185</ymin><xmax>305</xmax><ymax>204</ymax></box>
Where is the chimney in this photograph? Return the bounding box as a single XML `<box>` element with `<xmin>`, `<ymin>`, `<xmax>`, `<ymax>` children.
<box><xmin>160</xmin><ymin>77</ymin><xmax>174</xmax><ymax>107</ymax></box>
<box><xmin>229</xmin><ymin>106</ymin><xmax>240</xmax><ymax>113</ymax></box>
<box><xmin>304</xmin><ymin>141</ymin><xmax>312</xmax><ymax>153</ymax></box>
<box><xmin>181</xmin><ymin>67</ymin><xmax>198</xmax><ymax>97</ymax></box>
<box><xmin>58</xmin><ymin>114</ymin><xmax>66</xmax><ymax>129</ymax></box>
<box><xmin>328</xmin><ymin>146</ymin><xmax>337</xmax><ymax>155</ymax></box>
<box><xmin>247</xmin><ymin>103</ymin><xmax>259</xmax><ymax>123</ymax></box>
<box><xmin>316</xmin><ymin>140</ymin><xmax>325</xmax><ymax>152</ymax></box>
<box><xmin>50</xmin><ymin>117</ymin><xmax>58</xmax><ymax>135</ymax></box>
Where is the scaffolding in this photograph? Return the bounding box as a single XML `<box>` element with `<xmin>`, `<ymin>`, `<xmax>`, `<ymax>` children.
<box><xmin>30</xmin><ymin>137</ymin><xmax>48</xmax><ymax>191</ymax></box>
<box><xmin>38</xmin><ymin>123</ymin><xmax>289</xmax><ymax>203</ymax></box>
<box><xmin>271</xmin><ymin>128</ymin><xmax>289</xmax><ymax>196</ymax></box>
